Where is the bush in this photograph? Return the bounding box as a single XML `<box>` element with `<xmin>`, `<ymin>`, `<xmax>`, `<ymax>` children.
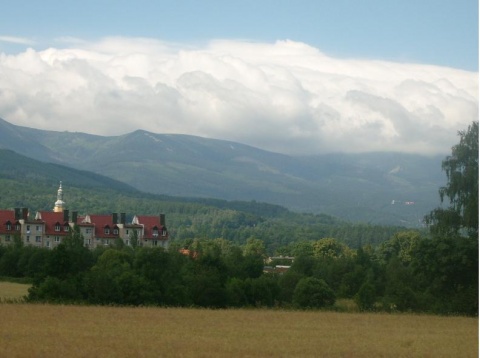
<box><xmin>293</xmin><ymin>277</ymin><xmax>335</xmax><ymax>308</ymax></box>
<box><xmin>354</xmin><ymin>281</ymin><xmax>376</xmax><ymax>311</ymax></box>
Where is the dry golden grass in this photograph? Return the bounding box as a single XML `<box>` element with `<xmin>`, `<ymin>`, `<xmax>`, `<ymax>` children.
<box><xmin>0</xmin><ymin>303</ymin><xmax>477</xmax><ymax>358</ymax></box>
<box><xmin>0</xmin><ymin>282</ymin><xmax>30</xmax><ymax>301</ymax></box>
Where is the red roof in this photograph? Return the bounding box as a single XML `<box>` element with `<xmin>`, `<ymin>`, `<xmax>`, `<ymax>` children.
<box><xmin>87</xmin><ymin>214</ymin><xmax>120</xmax><ymax>239</ymax></box>
<box><xmin>0</xmin><ymin>210</ymin><xmax>19</xmax><ymax>235</ymax></box>
<box><xmin>137</xmin><ymin>215</ymin><xmax>167</xmax><ymax>240</ymax></box>
<box><xmin>76</xmin><ymin>215</ymin><xmax>95</xmax><ymax>227</ymax></box>
<box><xmin>38</xmin><ymin>211</ymin><xmax>70</xmax><ymax>236</ymax></box>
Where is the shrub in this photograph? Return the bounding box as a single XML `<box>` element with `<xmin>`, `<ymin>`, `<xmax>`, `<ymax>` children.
<box><xmin>354</xmin><ymin>281</ymin><xmax>376</xmax><ymax>311</ymax></box>
<box><xmin>293</xmin><ymin>277</ymin><xmax>335</xmax><ymax>308</ymax></box>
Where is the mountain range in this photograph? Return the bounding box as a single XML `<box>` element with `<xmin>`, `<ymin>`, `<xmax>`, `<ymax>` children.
<box><xmin>0</xmin><ymin>117</ymin><xmax>446</xmax><ymax>227</ymax></box>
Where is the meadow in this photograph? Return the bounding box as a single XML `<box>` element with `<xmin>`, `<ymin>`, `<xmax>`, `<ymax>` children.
<box><xmin>0</xmin><ymin>301</ymin><xmax>477</xmax><ymax>357</ymax></box>
<box><xmin>0</xmin><ymin>281</ymin><xmax>30</xmax><ymax>301</ymax></box>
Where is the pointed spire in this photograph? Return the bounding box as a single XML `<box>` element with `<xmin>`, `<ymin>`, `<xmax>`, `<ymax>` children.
<box><xmin>53</xmin><ymin>181</ymin><xmax>66</xmax><ymax>213</ymax></box>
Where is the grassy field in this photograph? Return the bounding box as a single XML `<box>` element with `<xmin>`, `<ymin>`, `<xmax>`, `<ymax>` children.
<box><xmin>0</xmin><ymin>282</ymin><xmax>477</xmax><ymax>357</ymax></box>
<box><xmin>0</xmin><ymin>303</ymin><xmax>477</xmax><ymax>358</ymax></box>
<box><xmin>0</xmin><ymin>281</ymin><xmax>30</xmax><ymax>301</ymax></box>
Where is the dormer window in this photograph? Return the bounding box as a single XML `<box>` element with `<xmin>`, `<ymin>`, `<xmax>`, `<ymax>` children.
<box><xmin>15</xmin><ymin>223</ymin><xmax>20</xmax><ymax>231</ymax></box>
<box><xmin>54</xmin><ymin>223</ymin><xmax>61</xmax><ymax>232</ymax></box>
<box><xmin>5</xmin><ymin>221</ymin><xmax>11</xmax><ymax>231</ymax></box>
<box><xmin>152</xmin><ymin>226</ymin><xmax>159</xmax><ymax>237</ymax></box>
<box><xmin>162</xmin><ymin>229</ymin><xmax>167</xmax><ymax>237</ymax></box>
<box><xmin>113</xmin><ymin>226</ymin><xmax>119</xmax><ymax>235</ymax></box>
<box><xmin>104</xmin><ymin>226</ymin><xmax>110</xmax><ymax>235</ymax></box>
<box><xmin>63</xmin><ymin>224</ymin><xmax>69</xmax><ymax>232</ymax></box>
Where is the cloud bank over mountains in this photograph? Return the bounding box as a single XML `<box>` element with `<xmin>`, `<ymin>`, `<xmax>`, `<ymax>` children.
<box><xmin>0</xmin><ymin>37</ymin><xmax>477</xmax><ymax>155</ymax></box>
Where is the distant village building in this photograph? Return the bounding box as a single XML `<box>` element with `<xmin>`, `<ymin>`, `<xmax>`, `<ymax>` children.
<box><xmin>0</xmin><ymin>182</ymin><xmax>169</xmax><ymax>249</ymax></box>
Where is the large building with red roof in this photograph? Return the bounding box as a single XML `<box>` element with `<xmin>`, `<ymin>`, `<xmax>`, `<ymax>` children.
<box><xmin>0</xmin><ymin>183</ymin><xmax>169</xmax><ymax>249</ymax></box>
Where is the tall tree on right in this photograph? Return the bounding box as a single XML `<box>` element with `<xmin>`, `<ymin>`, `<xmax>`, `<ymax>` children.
<box><xmin>426</xmin><ymin>122</ymin><xmax>478</xmax><ymax>239</ymax></box>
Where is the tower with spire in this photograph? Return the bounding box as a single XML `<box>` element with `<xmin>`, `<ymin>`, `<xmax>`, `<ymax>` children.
<box><xmin>53</xmin><ymin>181</ymin><xmax>66</xmax><ymax>213</ymax></box>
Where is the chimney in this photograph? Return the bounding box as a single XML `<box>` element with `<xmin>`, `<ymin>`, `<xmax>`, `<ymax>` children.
<box><xmin>72</xmin><ymin>211</ymin><xmax>78</xmax><ymax>224</ymax></box>
<box><xmin>112</xmin><ymin>213</ymin><xmax>118</xmax><ymax>224</ymax></box>
<box><xmin>159</xmin><ymin>214</ymin><xmax>166</xmax><ymax>226</ymax></box>
<box><xmin>120</xmin><ymin>213</ymin><xmax>126</xmax><ymax>225</ymax></box>
<box><xmin>14</xmin><ymin>208</ymin><xmax>20</xmax><ymax>220</ymax></box>
<box><xmin>22</xmin><ymin>208</ymin><xmax>28</xmax><ymax>221</ymax></box>
<box><xmin>63</xmin><ymin>209</ymin><xmax>69</xmax><ymax>222</ymax></box>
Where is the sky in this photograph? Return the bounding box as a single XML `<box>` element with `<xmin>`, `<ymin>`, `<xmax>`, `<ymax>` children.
<box><xmin>0</xmin><ymin>0</ymin><xmax>478</xmax><ymax>155</ymax></box>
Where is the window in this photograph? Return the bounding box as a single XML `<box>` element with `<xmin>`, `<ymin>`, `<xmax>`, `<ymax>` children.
<box><xmin>152</xmin><ymin>226</ymin><xmax>159</xmax><ymax>237</ymax></box>
<box><xmin>86</xmin><ymin>239</ymin><xmax>91</xmax><ymax>245</ymax></box>
<box><xmin>15</xmin><ymin>224</ymin><xmax>20</xmax><ymax>231</ymax></box>
<box><xmin>126</xmin><ymin>229</ymin><xmax>129</xmax><ymax>235</ymax></box>
<box><xmin>36</xmin><ymin>225</ymin><xmax>42</xmax><ymax>232</ymax></box>
<box><xmin>85</xmin><ymin>228</ymin><xmax>92</xmax><ymax>234</ymax></box>
<box><xmin>26</xmin><ymin>225</ymin><xmax>31</xmax><ymax>234</ymax></box>
<box><xmin>103</xmin><ymin>239</ymin><xmax>110</xmax><ymax>246</ymax></box>
<box><xmin>55</xmin><ymin>237</ymin><xmax>60</xmax><ymax>243</ymax></box>
<box><xmin>54</xmin><ymin>223</ymin><xmax>61</xmax><ymax>232</ymax></box>
<box><xmin>162</xmin><ymin>229</ymin><xmax>167</xmax><ymax>237</ymax></box>
<box><xmin>104</xmin><ymin>228</ymin><xmax>110</xmax><ymax>235</ymax></box>
<box><xmin>6</xmin><ymin>222</ymin><xmax>11</xmax><ymax>231</ymax></box>
<box><xmin>5</xmin><ymin>235</ymin><xmax>10</xmax><ymax>242</ymax></box>
<box><xmin>113</xmin><ymin>228</ymin><xmax>119</xmax><ymax>235</ymax></box>
<box><xmin>153</xmin><ymin>240</ymin><xmax>158</xmax><ymax>246</ymax></box>
<box><xmin>46</xmin><ymin>241</ymin><xmax>50</xmax><ymax>248</ymax></box>
<box><xmin>125</xmin><ymin>239</ymin><xmax>130</xmax><ymax>246</ymax></box>
<box><xmin>35</xmin><ymin>236</ymin><xmax>41</xmax><ymax>243</ymax></box>
<box><xmin>26</xmin><ymin>236</ymin><xmax>30</xmax><ymax>242</ymax></box>
<box><xmin>64</xmin><ymin>225</ymin><xmax>69</xmax><ymax>232</ymax></box>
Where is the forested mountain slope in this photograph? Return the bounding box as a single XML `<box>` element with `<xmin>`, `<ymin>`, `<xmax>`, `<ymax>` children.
<box><xmin>0</xmin><ymin>150</ymin><xmax>409</xmax><ymax>253</ymax></box>
<box><xmin>0</xmin><ymin>117</ymin><xmax>445</xmax><ymax>226</ymax></box>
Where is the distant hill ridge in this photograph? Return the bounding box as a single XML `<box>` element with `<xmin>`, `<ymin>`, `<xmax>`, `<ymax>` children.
<box><xmin>0</xmin><ymin>117</ymin><xmax>445</xmax><ymax>226</ymax></box>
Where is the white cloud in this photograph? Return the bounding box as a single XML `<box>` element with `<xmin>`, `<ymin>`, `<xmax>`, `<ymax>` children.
<box><xmin>0</xmin><ymin>35</ymin><xmax>34</xmax><ymax>45</ymax></box>
<box><xmin>0</xmin><ymin>37</ymin><xmax>477</xmax><ymax>155</ymax></box>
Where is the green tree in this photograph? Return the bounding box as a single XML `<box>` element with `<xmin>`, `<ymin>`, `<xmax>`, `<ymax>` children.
<box><xmin>355</xmin><ymin>281</ymin><xmax>376</xmax><ymax>311</ymax></box>
<box><xmin>243</xmin><ymin>237</ymin><xmax>266</xmax><ymax>257</ymax></box>
<box><xmin>378</xmin><ymin>231</ymin><xmax>422</xmax><ymax>264</ymax></box>
<box><xmin>426</xmin><ymin>121</ymin><xmax>478</xmax><ymax>238</ymax></box>
<box><xmin>383</xmin><ymin>258</ymin><xmax>417</xmax><ymax>312</ymax></box>
<box><xmin>313</xmin><ymin>238</ymin><xmax>352</xmax><ymax>259</ymax></box>
<box><xmin>243</xmin><ymin>275</ymin><xmax>279</xmax><ymax>307</ymax></box>
<box><xmin>226</xmin><ymin>277</ymin><xmax>247</xmax><ymax>307</ymax></box>
<box><xmin>292</xmin><ymin>277</ymin><xmax>335</xmax><ymax>308</ymax></box>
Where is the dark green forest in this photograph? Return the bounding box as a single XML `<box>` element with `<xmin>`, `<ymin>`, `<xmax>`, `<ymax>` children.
<box><xmin>0</xmin><ymin>229</ymin><xmax>476</xmax><ymax>315</ymax></box>
<box><xmin>0</xmin><ymin>122</ymin><xmax>477</xmax><ymax>315</ymax></box>
<box><xmin>0</xmin><ymin>174</ymin><xmax>408</xmax><ymax>254</ymax></box>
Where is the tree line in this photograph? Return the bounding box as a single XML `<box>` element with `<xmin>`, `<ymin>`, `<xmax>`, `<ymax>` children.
<box><xmin>0</xmin><ymin>226</ymin><xmax>475</xmax><ymax>315</ymax></box>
